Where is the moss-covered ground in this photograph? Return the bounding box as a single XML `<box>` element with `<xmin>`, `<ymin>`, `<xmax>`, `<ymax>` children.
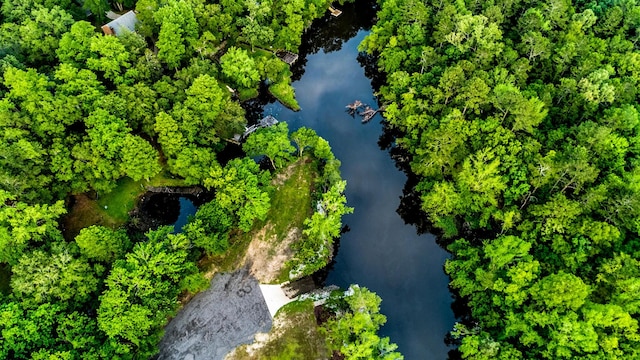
<box><xmin>268</xmin><ymin>81</ymin><xmax>300</xmax><ymax>111</ymax></box>
<box><xmin>226</xmin><ymin>299</ymin><xmax>329</xmax><ymax>360</ymax></box>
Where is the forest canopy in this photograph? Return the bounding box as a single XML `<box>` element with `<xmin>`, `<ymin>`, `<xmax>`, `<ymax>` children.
<box><xmin>0</xmin><ymin>0</ymin><xmax>361</xmax><ymax>358</ymax></box>
<box><xmin>362</xmin><ymin>0</ymin><xmax>640</xmax><ymax>358</ymax></box>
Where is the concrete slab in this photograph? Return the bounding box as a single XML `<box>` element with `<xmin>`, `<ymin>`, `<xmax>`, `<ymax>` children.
<box><xmin>259</xmin><ymin>284</ymin><xmax>295</xmax><ymax>318</ymax></box>
<box><xmin>157</xmin><ymin>269</ymin><xmax>272</xmax><ymax>360</ymax></box>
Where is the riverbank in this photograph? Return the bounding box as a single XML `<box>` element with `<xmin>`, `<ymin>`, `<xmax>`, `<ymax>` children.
<box><xmin>197</xmin><ymin>156</ymin><xmax>316</xmax><ymax>281</ymax></box>
<box><xmin>156</xmin><ymin>156</ymin><xmax>333</xmax><ymax>359</ymax></box>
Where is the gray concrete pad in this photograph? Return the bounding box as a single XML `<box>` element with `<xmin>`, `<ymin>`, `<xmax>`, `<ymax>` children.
<box><xmin>157</xmin><ymin>268</ymin><xmax>272</xmax><ymax>360</ymax></box>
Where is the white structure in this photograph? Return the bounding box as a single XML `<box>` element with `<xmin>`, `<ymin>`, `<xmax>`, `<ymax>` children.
<box><xmin>101</xmin><ymin>10</ymin><xmax>138</xmax><ymax>36</ymax></box>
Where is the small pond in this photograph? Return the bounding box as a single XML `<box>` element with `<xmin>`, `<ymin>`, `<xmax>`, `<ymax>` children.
<box><xmin>135</xmin><ymin>194</ymin><xmax>199</xmax><ymax>233</ymax></box>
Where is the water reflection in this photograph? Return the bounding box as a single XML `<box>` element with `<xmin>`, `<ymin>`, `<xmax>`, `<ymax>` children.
<box><xmin>297</xmin><ymin>1</ymin><xmax>377</xmax><ymax>57</ymax></box>
<box><xmin>251</xmin><ymin>26</ymin><xmax>456</xmax><ymax>360</ymax></box>
<box><xmin>132</xmin><ymin>194</ymin><xmax>201</xmax><ymax>234</ymax></box>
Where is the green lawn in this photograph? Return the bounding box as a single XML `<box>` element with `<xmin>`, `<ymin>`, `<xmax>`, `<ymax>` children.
<box><xmin>62</xmin><ymin>172</ymin><xmax>187</xmax><ymax>240</ymax></box>
<box><xmin>96</xmin><ymin>171</ymin><xmax>187</xmax><ymax>224</ymax></box>
<box><xmin>268</xmin><ymin>157</ymin><xmax>315</xmax><ymax>243</ymax></box>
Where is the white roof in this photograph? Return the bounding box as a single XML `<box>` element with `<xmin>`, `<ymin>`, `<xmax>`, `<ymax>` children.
<box><xmin>104</xmin><ymin>11</ymin><xmax>138</xmax><ymax>36</ymax></box>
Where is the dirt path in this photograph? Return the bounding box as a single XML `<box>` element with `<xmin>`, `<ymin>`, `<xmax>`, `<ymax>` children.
<box><xmin>243</xmin><ymin>226</ymin><xmax>300</xmax><ymax>283</ymax></box>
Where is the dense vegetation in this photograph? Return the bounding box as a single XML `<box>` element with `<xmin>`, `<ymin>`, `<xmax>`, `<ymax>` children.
<box><xmin>362</xmin><ymin>0</ymin><xmax>640</xmax><ymax>358</ymax></box>
<box><xmin>229</xmin><ymin>286</ymin><xmax>403</xmax><ymax>360</ymax></box>
<box><xmin>322</xmin><ymin>285</ymin><xmax>404</xmax><ymax>360</ymax></box>
<box><xmin>0</xmin><ymin>0</ymin><xmax>362</xmax><ymax>358</ymax></box>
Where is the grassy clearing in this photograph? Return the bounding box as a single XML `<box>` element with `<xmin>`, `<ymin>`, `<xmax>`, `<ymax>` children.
<box><xmin>62</xmin><ymin>194</ymin><xmax>121</xmax><ymax>240</ymax></box>
<box><xmin>201</xmin><ymin>157</ymin><xmax>316</xmax><ymax>280</ymax></box>
<box><xmin>268</xmin><ymin>158</ymin><xmax>315</xmax><ymax>244</ymax></box>
<box><xmin>96</xmin><ymin>178</ymin><xmax>146</xmax><ymax>224</ymax></box>
<box><xmin>62</xmin><ymin>172</ymin><xmax>186</xmax><ymax>239</ymax></box>
<box><xmin>227</xmin><ymin>299</ymin><xmax>329</xmax><ymax>360</ymax></box>
<box><xmin>270</xmin><ymin>159</ymin><xmax>315</xmax><ymax>281</ymax></box>
<box><xmin>98</xmin><ymin>171</ymin><xmax>187</xmax><ymax>222</ymax></box>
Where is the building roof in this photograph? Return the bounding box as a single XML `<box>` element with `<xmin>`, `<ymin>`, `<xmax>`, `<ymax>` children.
<box><xmin>101</xmin><ymin>10</ymin><xmax>138</xmax><ymax>36</ymax></box>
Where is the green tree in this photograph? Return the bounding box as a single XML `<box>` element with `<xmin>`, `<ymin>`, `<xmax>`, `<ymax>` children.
<box><xmin>98</xmin><ymin>227</ymin><xmax>197</xmax><ymax>356</ymax></box>
<box><xmin>322</xmin><ymin>285</ymin><xmax>403</xmax><ymax>360</ymax></box>
<box><xmin>82</xmin><ymin>0</ymin><xmax>109</xmax><ymax>23</ymax></box>
<box><xmin>220</xmin><ymin>46</ymin><xmax>260</xmax><ymax>89</ymax></box>
<box><xmin>0</xmin><ymin>302</ymin><xmax>64</xmax><ymax>359</ymax></box>
<box><xmin>18</xmin><ymin>6</ymin><xmax>74</xmax><ymax>64</ymax></box>
<box><xmin>184</xmin><ymin>199</ymin><xmax>233</xmax><ymax>255</ymax></box>
<box><xmin>291</xmin><ymin>180</ymin><xmax>352</xmax><ymax>276</ymax></box>
<box><xmin>87</xmin><ymin>35</ymin><xmax>132</xmax><ymax>84</ymax></box>
<box><xmin>56</xmin><ymin>21</ymin><xmax>98</xmax><ymax>67</ymax></box>
<box><xmin>0</xmin><ymin>190</ymin><xmax>65</xmax><ymax>264</ymax></box>
<box><xmin>291</xmin><ymin>127</ymin><xmax>318</xmax><ymax>157</ymax></box>
<box><xmin>11</xmin><ymin>246</ymin><xmax>99</xmax><ymax>306</ymax></box>
<box><xmin>75</xmin><ymin>225</ymin><xmax>131</xmax><ymax>263</ymax></box>
<box><xmin>177</xmin><ymin>73</ymin><xmax>245</xmax><ymax>144</ymax></box>
<box><xmin>154</xmin><ymin>0</ymin><xmax>199</xmax><ymax>69</ymax></box>
<box><xmin>243</xmin><ymin>122</ymin><xmax>295</xmax><ymax>169</ymax></box>
<box><xmin>204</xmin><ymin>157</ymin><xmax>271</xmax><ymax>231</ymax></box>
<box><xmin>119</xmin><ymin>134</ymin><xmax>161</xmax><ymax>181</ymax></box>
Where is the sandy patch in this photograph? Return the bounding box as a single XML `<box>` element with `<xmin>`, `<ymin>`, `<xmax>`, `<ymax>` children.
<box><xmin>243</xmin><ymin>226</ymin><xmax>300</xmax><ymax>283</ymax></box>
<box><xmin>271</xmin><ymin>162</ymin><xmax>299</xmax><ymax>186</ymax></box>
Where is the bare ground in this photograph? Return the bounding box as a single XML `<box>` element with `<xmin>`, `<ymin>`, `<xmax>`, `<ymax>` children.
<box><xmin>243</xmin><ymin>225</ymin><xmax>300</xmax><ymax>283</ymax></box>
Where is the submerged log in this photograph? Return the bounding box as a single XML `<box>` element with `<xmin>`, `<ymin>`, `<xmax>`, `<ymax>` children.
<box><xmin>360</xmin><ymin>109</ymin><xmax>378</xmax><ymax>123</ymax></box>
<box><xmin>346</xmin><ymin>100</ymin><xmax>364</xmax><ymax>115</ymax></box>
<box><xmin>346</xmin><ymin>100</ymin><xmax>386</xmax><ymax>122</ymax></box>
<box><xmin>346</xmin><ymin>100</ymin><xmax>363</xmax><ymax>110</ymax></box>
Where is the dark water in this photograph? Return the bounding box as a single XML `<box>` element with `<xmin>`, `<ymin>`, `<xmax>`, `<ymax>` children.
<box><xmin>253</xmin><ymin>3</ymin><xmax>457</xmax><ymax>358</ymax></box>
<box><xmin>137</xmin><ymin>194</ymin><xmax>198</xmax><ymax>233</ymax></box>
<box><xmin>172</xmin><ymin>197</ymin><xmax>197</xmax><ymax>233</ymax></box>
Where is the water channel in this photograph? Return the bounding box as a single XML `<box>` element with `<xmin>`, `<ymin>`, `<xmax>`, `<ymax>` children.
<box><xmin>155</xmin><ymin>2</ymin><xmax>457</xmax><ymax>357</ymax></box>
<box><xmin>255</xmin><ymin>2</ymin><xmax>457</xmax><ymax>358</ymax></box>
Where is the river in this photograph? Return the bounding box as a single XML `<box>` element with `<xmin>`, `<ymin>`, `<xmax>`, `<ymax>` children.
<box><xmin>155</xmin><ymin>2</ymin><xmax>457</xmax><ymax>357</ymax></box>
<box><xmin>256</xmin><ymin>1</ymin><xmax>457</xmax><ymax>358</ymax></box>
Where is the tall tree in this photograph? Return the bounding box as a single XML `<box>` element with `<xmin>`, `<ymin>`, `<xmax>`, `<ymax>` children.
<box><xmin>243</xmin><ymin>122</ymin><xmax>295</xmax><ymax>169</ymax></box>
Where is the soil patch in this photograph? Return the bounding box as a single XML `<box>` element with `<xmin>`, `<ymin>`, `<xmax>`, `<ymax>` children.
<box><xmin>243</xmin><ymin>226</ymin><xmax>300</xmax><ymax>283</ymax></box>
<box><xmin>61</xmin><ymin>194</ymin><xmax>119</xmax><ymax>240</ymax></box>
